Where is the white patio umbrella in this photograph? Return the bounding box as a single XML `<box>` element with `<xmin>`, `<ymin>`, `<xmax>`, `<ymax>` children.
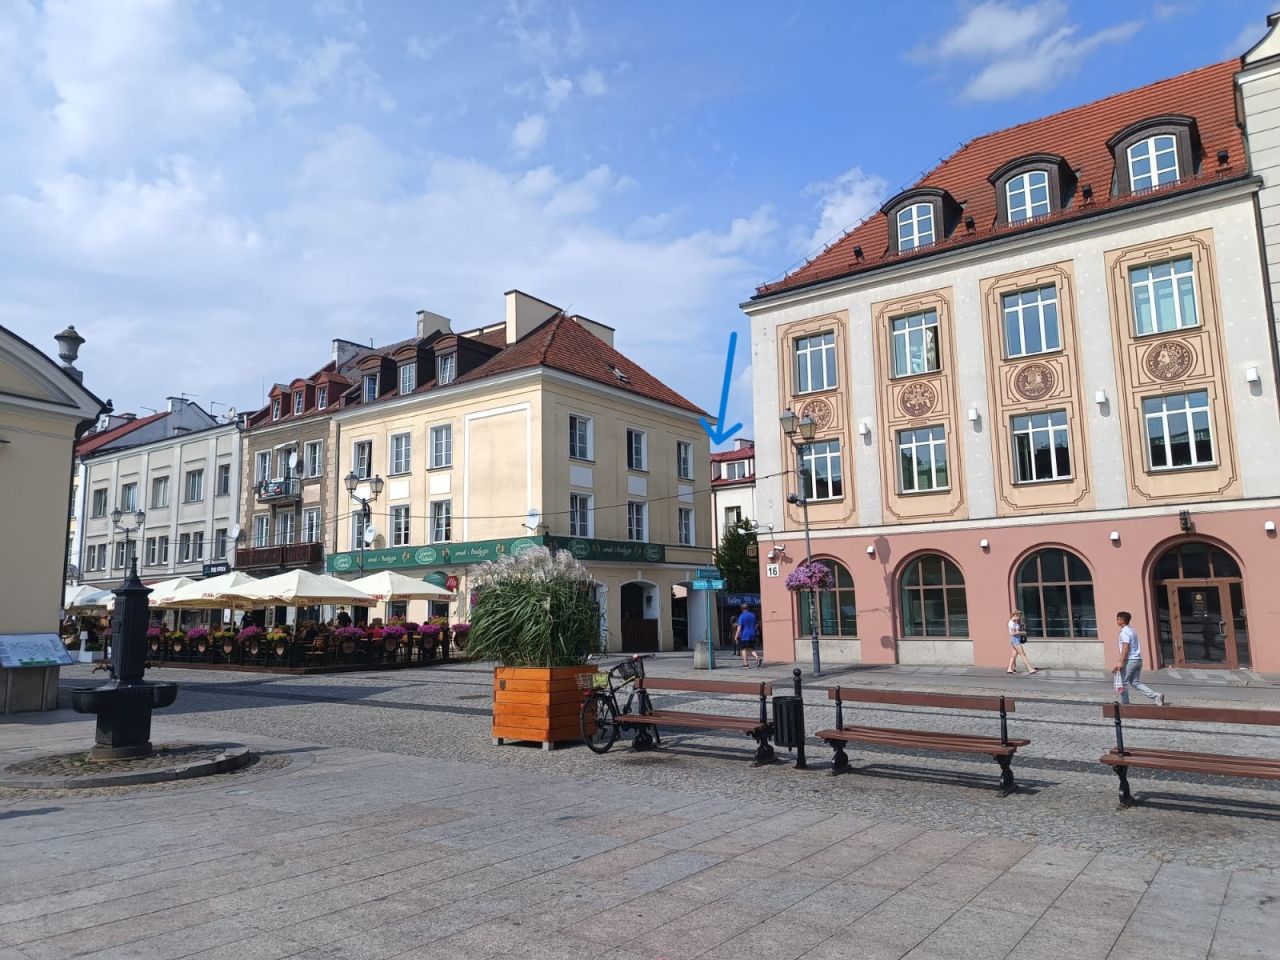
<box><xmin>153</xmin><ymin>571</ymin><xmax>262</xmax><ymax>610</ymax></box>
<box><xmin>237</xmin><ymin>569</ymin><xmax>377</xmax><ymax>607</ymax></box>
<box><xmin>64</xmin><ymin>584</ymin><xmax>109</xmax><ymax>611</ymax></box>
<box><xmin>348</xmin><ymin>570</ymin><xmax>454</xmax><ymax>601</ymax></box>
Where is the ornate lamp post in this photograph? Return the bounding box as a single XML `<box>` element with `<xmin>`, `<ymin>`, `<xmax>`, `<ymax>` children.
<box><xmin>780</xmin><ymin>409</ymin><xmax>821</xmax><ymax>675</ymax></box>
<box><xmin>344</xmin><ymin>471</ymin><xmax>385</xmax><ymax>575</ymax></box>
<box><xmin>110</xmin><ymin>506</ymin><xmax>146</xmax><ymax>573</ymax></box>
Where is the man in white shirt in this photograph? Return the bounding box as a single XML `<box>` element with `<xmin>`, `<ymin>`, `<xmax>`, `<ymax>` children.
<box><xmin>1116</xmin><ymin>611</ymin><xmax>1165</xmax><ymax>706</ymax></box>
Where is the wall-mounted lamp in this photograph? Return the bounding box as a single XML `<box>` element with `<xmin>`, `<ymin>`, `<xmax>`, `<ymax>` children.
<box><xmin>865</xmin><ymin>545</ymin><xmax>876</xmax><ymax>557</ymax></box>
<box><xmin>1265</xmin><ymin>520</ymin><xmax>1276</xmax><ymax>534</ymax></box>
<box><xmin>1246</xmin><ymin>366</ymin><xmax>1261</xmax><ymax>384</ymax></box>
<box><xmin>1109</xmin><ymin>530</ymin><xmax>1121</xmax><ymax>543</ymax></box>
<box><xmin>857</xmin><ymin>420</ymin><xmax>871</xmax><ymax>436</ymax></box>
<box><xmin>967</xmin><ymin>406</ymin><xmax>980</xmax><ymax>423</ymax></box>
<box><xmin>1094</xmin><ymin>390</ymin><xmax>1108</xmax><ymax>406</ymax></box>
<box><xmin>1179</xmin><ymin>509</ymin><xmax>1193</xmax><ymax>533</ymax></box>
<box><xmin>979</xmin><ymin>538</ymin><xmax>990</xmax><ymax>550</ymax></box>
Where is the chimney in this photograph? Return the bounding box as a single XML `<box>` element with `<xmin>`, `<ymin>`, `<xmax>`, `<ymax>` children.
<box><xmin>166</xmin><ymin>397</ymin><xmax>186</xmax><ymax>414</ymax></box>
<box><xmin>416</xmin><ymin>310</ymin><xmax>453</xmax><ymax>339</ymax></box>
<box><xmin>120</xmin><ymin>413</ymin><xmax>137</xmax><ymax>423</ymax></box>
<box><xmin>570</xmin><ymin>314</ymin><xmax>614</xmax><ymax>347</ymax></box>
<box><xmin>331</xmin><ymin>339</ymin><xmax>364</xmax><ymax>366</ymax></box>
<box><xmin>504</xmin><ymin>290</ymin><xmax>561</xmax><ymax>345</ymax></box>
<box><xmin>734</xmin><ymin>438</ymin><xmax>754</xmax><ymax>451</ymax></box>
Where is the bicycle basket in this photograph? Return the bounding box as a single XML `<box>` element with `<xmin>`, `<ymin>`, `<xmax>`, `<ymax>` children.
<box><xmin>615</xmin><ymin>657</ymin><xmax>645</xmax><ymax>681</ymax></box>
<box><xmin>575</xmin><ymin>671</ymin><xmax>606</xmax><ymax>691</ymax></box>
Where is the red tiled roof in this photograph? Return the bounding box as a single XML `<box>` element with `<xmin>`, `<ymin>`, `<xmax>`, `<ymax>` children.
<box><xmin>757</xmin><ymin>60</ymin><xmax>1247</xmax><ymax>297</ymax></box>
<box><xmin>457</xmin><ymin>315</ymin><xmax>704</xmax><ymax>414</ymax></box>
<box><xmin>712</xmin><ymin>476</ymin><xmax>754</xmax><ymax>488</ymax></box>
<box><xmin>711</xmin><ymin>446</ymin><xmax>754</xmax><ymax>463</ymax></box>
<box><xmin>76</xmin><ymin>412</ymin><xmax>167</xmax><ymax>457</ymax></box>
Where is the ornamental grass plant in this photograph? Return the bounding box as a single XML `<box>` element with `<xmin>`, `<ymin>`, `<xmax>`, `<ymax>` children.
<box><xmin>467</xmin><ymin>547</ymin><xmax>598</xmax><ymax>668</ymax></box>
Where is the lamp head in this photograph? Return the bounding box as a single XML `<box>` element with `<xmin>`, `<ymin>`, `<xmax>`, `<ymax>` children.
<box><xmin>110</xmin><ymin>507</ymin><xmax>122</xmax><ymax>526</ymax></box>
<box><xmin>798</xmin><ymin>416</ymin><xmax>816</xmax><ymax>441</ymax></box>
<box><xmin>344</xmin><ymin>470</ymin><xmax>358</xmax><ymax>494</ymax></box>
<box><xmin>370</xmin><ymin>475</ymin><xmax>385</xmax><ymax>498</ymax></box>
<box><xmin>786</xmin><ymin>493</ymin><xmax>802</xmax><ymax>506</ymax></box>
<box><xmin>134</xmin><ymin>509</ymin><xmax>145</xmax><ymax>528</ymax></box>
<box><xmin>779</xmin><ymin>408</ymin><xmax>798</xmax><ymax>436</ymax></box>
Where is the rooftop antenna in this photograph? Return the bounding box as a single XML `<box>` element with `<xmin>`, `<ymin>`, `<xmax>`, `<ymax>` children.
<box><xmin>140</xmin><ymin>406</ymin><xmax>157</xmax><ymax>415</ymax></box>
<box><xmin>180</xmin><ymin>392</ymin><xmax>198</xmax><ymax>403</ymax></box>
<box><xmin>208</xmin><ymin>400</ymin><xmax>225</xmax><ymax>413</ymax></box>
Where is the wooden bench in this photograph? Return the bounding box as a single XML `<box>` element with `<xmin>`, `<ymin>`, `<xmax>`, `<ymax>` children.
<box><xmin>816</xmin><ymin>687</ymin><xmax>1029</xmax><ymax>795</ymax></box>
<box><xmin>629</xmin><ymin>677</ymin><xmax>775</xmax><ymax>766</ymax></box>
<box><xmin>1101</xmin><ymin>702</ymin><xmax>1280</xmax><ymax>807</ymax></box>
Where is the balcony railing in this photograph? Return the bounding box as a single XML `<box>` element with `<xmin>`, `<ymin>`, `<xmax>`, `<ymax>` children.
<box><xmin>235</xmin><ymin>541</ymin><xmax>324</xmax><ymax>569</ymax></box>
<box><xmin>257</xmin><ymin>478</ymin><xmax>301</xmax><ymax>502</ymax></box>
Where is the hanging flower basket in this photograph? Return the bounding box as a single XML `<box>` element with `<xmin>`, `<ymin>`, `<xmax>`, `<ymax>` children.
<box><xmin>784</xmin><ymin>561</ymin><xmax>834</xmax><ymax>592</ymax></box>
<box><xmin>335</xmin><ymin>626</ymin><xmax>364</xmax><ymax>655</ymax></box>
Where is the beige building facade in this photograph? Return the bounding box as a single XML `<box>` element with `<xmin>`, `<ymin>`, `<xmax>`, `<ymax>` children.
<box><xmin>327</xmin><ymin>293</ymin><xmax>715</xmax><ymax>652</ymax></box>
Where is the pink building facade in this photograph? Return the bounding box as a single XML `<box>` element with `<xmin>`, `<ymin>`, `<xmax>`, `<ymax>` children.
<box><xmin>745</xmin><ymin>45</ymin><xmax>1280</xmax><ymax>675</ymax></box>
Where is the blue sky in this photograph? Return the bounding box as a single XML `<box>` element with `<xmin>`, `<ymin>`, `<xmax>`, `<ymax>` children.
<box><xmin>0</xmin><ymin>0</ymin><xmax>1269</xmax><ymax>436</ymax></box>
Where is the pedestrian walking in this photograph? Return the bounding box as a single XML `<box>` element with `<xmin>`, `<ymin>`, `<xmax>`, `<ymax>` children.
<box><xmin>734</xmin><ymin>601</ymin><xmax>763</xmax><ymax>668</ymax></box>
<box><xmin>1006</xmin><ymin>609</ymin><xmax>1038</xmax><ymax>674</ymax></box>
<box><xmin>1115</xmin><ymin>611</ymin><xmax>1165</xmax><ymax>706</ymax></box>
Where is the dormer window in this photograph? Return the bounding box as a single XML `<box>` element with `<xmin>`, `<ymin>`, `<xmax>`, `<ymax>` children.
<box><xmin>882</xmin><ymin>188</ymin><xmax>960</xmax><ymax>255</ymax></box>
<box><xmin>363</xmin><ymin>374</ymin><xmax>378</xmax><ymax>403</ymax></box>
<box><xmin>1006</xmin><ymin>171</ymin><xmax>1051</xmax><ymax>223</ymax></box>
<box><xmin>897</xmin><ymin>203</ymin><xmax>934</xmax><ymax>252</ymax></box>
<box><xmin>1127</xmin><ymin>135</ymin><xmax>1179</xmax><ymax>191</ymax></box>
<box><xmin>317</xmin><ymin>386</ymin><xmax>328</xmax><ymax>408</ymax></box>
<box><xmin>1108</xmin><ymin>115</ymin><xmax>1198</xmax><ymax>197</ymax></box>
<box><xmin>399</xmin><ymin>362</ymin><xmax>416</xmax><ymax>395</ymax></box>
<box><xmin>437</xmin><ymin>353</ymin><xmax>456</xmax><ymax>386</ymax></box>
<box><xmin>271</xmin><ymin>398</ymin><xmax>281</xmax><ymax>420</ymax></box>
<box><xmin>293</xmin><ymin>390</ymin><xmax>304</xmax><ymax>414</ymax></box>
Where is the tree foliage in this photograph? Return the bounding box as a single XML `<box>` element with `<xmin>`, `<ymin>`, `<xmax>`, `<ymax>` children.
<box><xmin>714</xmin><ymin>518</ymin><xmax>761</xmax><ymax>594</ymax></box>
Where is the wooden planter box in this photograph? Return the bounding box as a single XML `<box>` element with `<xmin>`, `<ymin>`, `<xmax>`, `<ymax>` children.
<box><xmin>492</xmin><ymin>665</ymin><xmax>598</xmax><ymax>751</ymax></box>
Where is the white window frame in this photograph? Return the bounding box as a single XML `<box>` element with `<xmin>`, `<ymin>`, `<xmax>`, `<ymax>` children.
<box><xmin>430</xmin><ymin>499</ymin><xmax>452</xmax><ymax>543</ymax></box>
<box><xmin>275</xmin><ymin>513</ymin><xmax>294</xmax><ymax>546</ymax></box>
<box><xmin>897</xmin><ymin>202</ymin><xmax>935</xmax><ymax>251</ymax></box>
<box><xmin>399</xmin><ymin>362</ymin><xmax>416</xmax><ymax>395</ymax></box>
<box><xmin>390</xmin><ymin>504</ymin><xmax>411</xmax><ymax>546</ymax></box>
<box><xmin>722</xmin><ymin>460</ymin><xmax>747</xmax><ymax>481</ymax></box>
<box><xmin>184</xmin><ymin>469</ymin><xmax>204</xmax><ymax>503</ymax></box>
<box><xmin>91</xmin><ymin>488</ymin><xmax>108</xmax><ymax>518</ymax></box>
<box><xmin>363</xmin><ymin>374</ymin><xmax>378</xmax><ymax>403</ymax></box>
<box><xmin>192</xmin><ymin>530</ymin><xmax>204</xmax><ymax>560</ymax></box>
<box><xmin>150</xmin><ymin>476</ymin><xmax>169</xmax><ymax>509</ymax></box>
<box><xmin>252</xmin><ymin>515</ymin><xmax>270</xmax><ymax>548</ymax></box>
<box><xmin>437</xmin><ymin>353</ymin><xmax>457</xmax><ymax>386</ymax></box>
<box><xmin>724</xmin><ymin>505</ymin><xmax>742</xmax><ymax>529</ymax></box>
<box><xmin>794</xmin><ymin>331</ymin><xmax>837</xmax><ymax>394</ymax></box>
<box><xmin>302</xmin><ymin>508</ymin><xmax>322</xmax><ymax>544</ymax></box>
<box><xmin>891</xmin><ymin>310</ymin><xmax>940</xmax><ymax>377</ymax></box>
<box><xmin>353</xmin><ymin>440</ymin><xmax>372</xmax><ymax>480</ymax></box>
<box><xmin>1144</xmin><ymin>390</ymin><xmax>1215</xmax><ymax>471</ymax></box>
<box><xmin>317</xmin><ymin>385</ymin><xmax>328</xmax><ymax>408</ymax></box>
<box><xmin>293</xmin><ymin>390</ymin><xmax>304</xmax><ymax>414</ymax></box>
<box><xmin>1128</xmin><ymin>135</ymin><xmax>1179</xmax><ymax>192</ymax></box>
<box><xmin>1011</xmin><ymin>410</ymin><xmax>1072</xmax><ymax>484</ymax></box>
<box><xmin>626</xmin><ymin>428</ymin><xmax>647</xmax><ymax>472</ymax></box>
<box><xmin>216</xmin><ymin>463</ymin><xmax>231</xmax><ymax>496</ymax></box>
<box><xmin>305</xmin><ymin>440</ymin><xmax>323</xmax><ymax>478</ymax></box>
<box><xmin>146</xmin><ymin>537</ymin><xmax>158</xmax><ymax>566</ymax></box>
<box><xmin>178</xmin><ymin>533</ymin><xmax>192</xmax><ymax>563</ymax></box>
<box><xmin>158</xmin><ymin>535</ymin><xmax>169</xmax><ymax>564</ymax></box>
<box><xmin>214</xmin><ymin>528</ymin><xmax>228</xmax><ymax>559</ymax></box>
<box><xmin>120</xmin><ymin>482</ymin><xmax>138</xmax><ymax>513</ymax></box>
<box><xmin>255</xmin><ymin>451</ymin><xmax>271</xmax><ymax>484</ymax></box>
<box><xmin>676</xmin><ymin>440</ymin><xmax>693</xmax><ymax>481</ymax></box>
<box><xmin>430</xmin><ymin>424</ymin><xmax>453</xmax><ymax>469</ymax></box>
<box><xmin>897</xmin><ymin>426</ymin><xmax>949</xmax><ymax>494</ymax></box>
<box><xmin>1130</xmin><ymin>257</ymin><xmax>1199</xmax><ymax>336</ymax></box>
<box><xmin>1006</xmin><ymin>170</ymin><xmax>1051</xmax><ymax>223</ymax></box>
<box><xmin>115</xmin><ymin>541</ymin><xmax>128</xmax><ymax>569</ymax></box>
<box><xmin>569</xmin><ymin>414</ymin><xmax>594</xmax><ymax>461</ymax></box>
<box><xmin>569</xmin><ymin>492</ymin><xmax>593</xmax><ymax>537</ymax></box>
<box><xmin>799</xmin><ymin>440</ymin><xmax>843</xmax><ymax>501</ymax></box>
<box><xmin>677</xmin><ymin>507</ymin><xmax>694</xmax><ymax>546</ymax></box>
<box><xmin>1002</xmin><ymin>285</ymin><xmax>1061</xmax><ymax>358</ymax></box>
<box><xmin>626</xmin><ymin>501</ymin><xmax>648</xmax><ymax>542</ymax></box>
<box><xmin>352</xmin><ymin>511</ymin><xmax>369</xmax><ymax>548</ymax></box>
<box><xmin>389</xmin><ymin>433</ymin><xmax>412</xmax><ymax>475</ymax></box>
<box><xmin>272</xmin><ymin>397</ymin><xmax>281</xmax><ymax>420</ymax></box>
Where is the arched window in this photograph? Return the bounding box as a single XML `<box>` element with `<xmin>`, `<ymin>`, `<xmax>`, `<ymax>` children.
<box><xmin>900</xmin><ymin>554</ymin><xmax>967</xmax><ymax>637</ymax></box>
<box><xmin>1006</xmin><ymin>170</ymin><xmax>1051</xmax><ymax>223</ymax></box>
<box><xmin>897</xmin><ymin>203</ymin><xmax>935</xmax><ymax>251</ymax></box>
<box><xmin>1127</xmin><ymin>135</ymin><xmax>1180</xmax><ymax>191</ymax></box>
<box><xmin>1015</xmin><ymin>548</ymin><xmax>1096</xmax><ymax>639</ymax></box>
<box><xmin>797</xmin><ymin>560</ymin><xmax>857</xmax><ymax>637</ymax></box>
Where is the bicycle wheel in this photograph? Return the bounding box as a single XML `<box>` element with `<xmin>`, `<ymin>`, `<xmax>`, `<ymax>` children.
<box><xmin>580</xmin><ymin>694</ymin><xmax>618</xmax><ymax>753</ymax></box>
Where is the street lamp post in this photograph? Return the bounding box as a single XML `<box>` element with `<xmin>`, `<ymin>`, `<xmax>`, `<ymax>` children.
<box><xmin>780</xmin><ymin>409</ymin><xmax>821</xmax><ymax>675</ymax></box>
<box><xmin>344</xmin><ymin>471</ymin><xmax>385</xmax><ymax>576</ymax></box>
<box><xmin>110</xmin><ymin>507</ymin><xmax>146</xmax><ymax>581</ymax></box>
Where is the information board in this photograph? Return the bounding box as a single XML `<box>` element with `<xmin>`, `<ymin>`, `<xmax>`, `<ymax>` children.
<box><xmin>0</xmin><ymin>634</ymin><xmax>75</xmax><ymax>668</ymax></box>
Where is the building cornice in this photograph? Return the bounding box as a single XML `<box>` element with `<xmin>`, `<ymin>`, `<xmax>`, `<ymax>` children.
<box><xmin>743</xmin><ymin>176</ymin><xmax>1261</xmax><ymax>315</ymax></box>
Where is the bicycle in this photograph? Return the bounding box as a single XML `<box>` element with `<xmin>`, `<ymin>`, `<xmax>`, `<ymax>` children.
<box><xmin>578</xmin><ymin>653</ymin><xmax>659</xmax><ymax>753</ymax></box>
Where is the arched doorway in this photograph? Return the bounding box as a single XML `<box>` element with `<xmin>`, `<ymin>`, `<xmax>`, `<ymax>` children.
<box><xmin>1151</xmin><ymin>541</ymin><xmax>1249</xmax><ymax>669</ymax></box>
<box><xmin>620</xmin><ymin>581</ymin><xmax>658</xmax><ymax>652</ymax></box>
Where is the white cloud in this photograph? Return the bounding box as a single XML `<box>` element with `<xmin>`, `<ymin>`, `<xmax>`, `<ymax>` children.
<box><xmin>544</xmin><ymin>75</ymin><xmax>573</xmax><ymax>109</ymax></box>
<box><xmin>405</xmin><ymin>33</ymin><xmax>447</xmax><ymax>60</ymax></box>
<box><xmin>799</xmin><ymin>166</ymin><xmax>888</xmax><ymax>255</ymax></box>
<box><xmin>511</xmin><ymin>113</ymin><xmax>549</xmax><ymax>154</ymax></box>
<box><xmin>923</xmin><ymin>1</ymin><xmax>1141</xmax><ymax>101</ymax></box>
<box><xmin>579</xmin><ymin>68</ymin><xmax>607</xmax><ymax>97</ymax></box>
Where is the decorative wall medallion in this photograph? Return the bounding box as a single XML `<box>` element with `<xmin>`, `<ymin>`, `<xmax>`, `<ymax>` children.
<box><xmin>1144</xmin><ymin>339</ymin><xmax>1194</xmax><ymax>381</ymax></box>
<box><xmin>898</xmin><ymin>381</ymin><xmax>937</xmax><ymax>418</ymax></box>
<box><xmin>799</xmin><ymin>398</ymin><xmax>834</xmax><ymax>431</ymax></box>
<box><xmin>1013</xmin><ymin>362</ymin><xmax>1056</xmax><ymax>401</ymax></box>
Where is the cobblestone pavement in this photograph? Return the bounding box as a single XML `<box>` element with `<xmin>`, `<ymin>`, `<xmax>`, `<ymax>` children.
<box><xmin>0</xmin><ymin>658</ymin><xmax>1273</xmax><ymax>959</ymax></box>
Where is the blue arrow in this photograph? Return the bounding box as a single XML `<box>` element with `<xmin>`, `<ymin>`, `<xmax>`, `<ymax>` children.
<box><xmin>700</xmin><ymin>332</ymin><xmax>743</xmax><ymax>446</ymax></box>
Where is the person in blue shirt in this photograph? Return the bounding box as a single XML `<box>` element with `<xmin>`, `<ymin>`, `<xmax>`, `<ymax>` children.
<box><xmin>734</xmin><ymin>601</ymin><xmax>762</xmax><ymax>668</ymax></box>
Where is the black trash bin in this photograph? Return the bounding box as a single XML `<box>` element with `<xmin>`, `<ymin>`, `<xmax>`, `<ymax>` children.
<box><xmin>772</xmin><ymin>695</ymin><xmax>805</xmax><ymax>749</ymax></box>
